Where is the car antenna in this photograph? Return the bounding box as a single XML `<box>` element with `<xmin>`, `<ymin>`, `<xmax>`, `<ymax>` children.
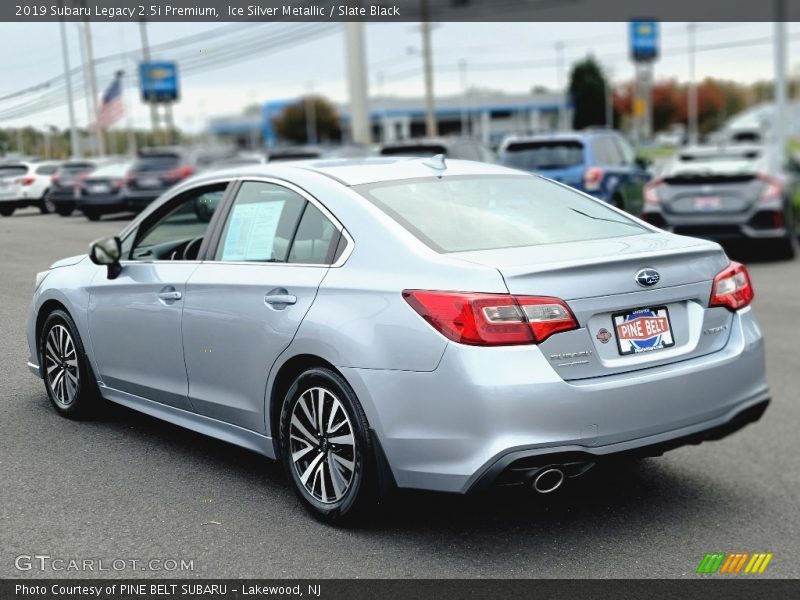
<box><xmin>422</xmin><ymin>154</ymin><xmax>447</xmax><ymax>173</ymax></box>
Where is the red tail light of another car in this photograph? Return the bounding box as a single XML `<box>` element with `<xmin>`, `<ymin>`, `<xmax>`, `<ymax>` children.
<box><xmin>402</xmin><ymin>291</ymin><xmax>578</xmax><ymax>346</ymax></box>
<box><xmin>709</xmin><ymin>262</ymin><xmax>754</xmax><ymax>311</ymax></box>
<box><xmin>643</xmin><ymin>179</ymin><xmax>663</xmax><ymax>205</ymax></box>
<box><xmin>18</xmin><ymin>176</ymin><xmax>35</xmax><ymax>186</ymax></box>
<box><xmin>165</xmin><ymin>164</ymin><xmax>194</xmax><ymax>182</ymax></box>
<box><xmin>583</xmin><ymin>167</ymin><xmax>604</xmax><ymax>192</ymax></box>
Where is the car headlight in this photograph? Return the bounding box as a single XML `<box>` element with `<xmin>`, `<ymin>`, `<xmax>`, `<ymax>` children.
<box><xmin>34</xmin><ymin>270</ymin><xmax>50</xmax><ymax>290</ymax></box>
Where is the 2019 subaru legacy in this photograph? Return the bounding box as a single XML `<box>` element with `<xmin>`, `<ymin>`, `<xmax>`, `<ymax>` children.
<box><xmin>27</xmin><ymin>157</ymin><xmax>769</xmax><ymax>522</ymax></box>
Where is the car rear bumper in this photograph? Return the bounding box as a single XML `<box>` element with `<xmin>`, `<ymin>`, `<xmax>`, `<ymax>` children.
<box><xmin>643</xmin><ymin>210</ymin><xmax>791</xmax><ymax>241</ymax></box>
<box><xmin>340</xmin><ymin>307</ymin><xmax>768</xmax><ymax>493</ymax></box>
<box><xmin>0</xmin><ymin>198</ymin><xmax>42</xmax><ymax>207</ymax></box>
<box><xmin>77</xmin><ymin>193</ymin><xmax>127</xmax><ymax>211</ymax></box>
<box><xmin>122</xmin><ymin>189</ymin><xmax>167</xmax><ymax>209</ymax></box>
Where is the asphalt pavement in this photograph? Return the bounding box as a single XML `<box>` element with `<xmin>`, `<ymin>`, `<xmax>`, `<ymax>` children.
<box><xmin>1</xmin><ymin>208</ymin><xmax>798</xmax><ymax>579</ymax></box>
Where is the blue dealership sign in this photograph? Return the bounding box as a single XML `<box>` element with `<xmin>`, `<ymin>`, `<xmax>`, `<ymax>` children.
<box><xmin>139</xmin><ymin>61</ymin><xmax>179</xmax><ymax>103</ymax></box>
<box><xmin>630</xmin><ymin>21</ymin><xmax>659</xmax><ymax>62</ymax></box>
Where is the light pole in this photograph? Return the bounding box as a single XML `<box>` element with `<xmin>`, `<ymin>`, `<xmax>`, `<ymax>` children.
<box><xmin>459</xmin><ymin>59</ymin><xmax>469</xmax><ymax>136</ymax></box>
<box><xmin>555</xmin><ymin>41</ymin><xmax>566</xmax><ymax>130</ymax></box>
<box><xmin>604</xmin><ymin>64</ymin><xmax>614</xmax><ymax>129</ymax></box>
<box><xmin>420</xmin><ymin>20</ymin><xmax>437</xmax><ymax>137</ymax></box>
<box><xmin>687</xmin><ymin>23</ymin><xmax>699</xmax><ymax>145</ymax></box>
<box><xmin>774</xmin><ymin>6</ymin><xmax>788</xmax><ymax>173</ymax></box>
<box><xmin>343</xmin><ymin>22</ymin><xmax>371</xmax><ymax>144</ymax></box>
<box><xmin>58</xmin><ymin>15</ymin><xmax>80</xmax><ymax>158</ymax></box>
<box><xmin>79</xmin><ymin>2</ymin><xmax>105</xmax><ymax>156</ymax></box>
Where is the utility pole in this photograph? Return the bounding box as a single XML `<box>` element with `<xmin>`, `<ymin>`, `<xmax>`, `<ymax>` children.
<box><xmin>420</xmin><ymin>18</ymin><xmax>438</xmax><ymax>137</ymax></box>
<box><xmin>687</xmin><ymin>23</ymin><xmax>699</xmax><ymax>145</ymax></box>
<box><xmin>604</xmin><ymin>65</ymin><xmax>614</xmax><ymax>129</ymax></box>
<box><xmin>343</xmin><ymin>22</ymin><xmax>371</xmax><ymax>144</ymax></box>
<box><xmin>555</xmin><ymin>41</ymin><xmax>566</xmax><ymax>130</ymax></box>
<box><xmin>774</xmin><ymin>4</ymin><xmax>788</xmax><ymax>173</ymax></box>
<box><xmin>139</xmin><ymin>20</ymin><xmax>159</xmax><ymax>139</ymax></box>
<box><xmin>79</xmin><ymin>2</ymin><xmax>105</xmax><ymax>156</ymax></box>
<box><xmin>58</xmin><ymin>14</ymin><xmax>80</xmax><ymax>158</ymax></box>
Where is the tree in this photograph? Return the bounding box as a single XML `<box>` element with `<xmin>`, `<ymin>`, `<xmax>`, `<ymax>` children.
<box><xmin>568</xmin><ymin>56</ymin><xmax>609</xmax><ymax>130</ymax></box>
<box><xmin>273</xmin><ymin>95</ymin><xmax>340</xmax><ymax>144</ymax></box>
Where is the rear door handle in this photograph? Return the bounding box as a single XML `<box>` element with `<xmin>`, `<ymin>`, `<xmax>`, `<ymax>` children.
<box><xmin>157</xmin><ymin>290</ymin><xmax>182</xmax><ymax>302</ymax></box>
<box><xmin>265</xmin><ymin>289</ymin><xmax>297</xmax><ymax>309</ymax></box>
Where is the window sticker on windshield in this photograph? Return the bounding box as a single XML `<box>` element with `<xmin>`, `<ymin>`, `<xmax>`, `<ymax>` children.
<box><xmin>221</xmin><ymin>200</ymin><xmax>285</xmax><ymax>261</ymax></box>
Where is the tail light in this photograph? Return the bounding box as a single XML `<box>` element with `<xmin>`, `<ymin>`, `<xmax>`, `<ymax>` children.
<box><xmin>643</xmin><ymin>179</ymin><xmax>663</xmax><ymax>205</ymax></box>
<box><xmin>123</xmin><ymin>171</ymin><xmax>134</xmax><ymax>186</ymax></box>
<box><xmin>17</xmin><ymin>176</ymin><xmax>35</xmax><ymax>186</ymax></box>
<box><xmin>757</xmin><ymin>173</ymin><xmax>783</xmax><ymax>203</ymax></box>
<box><xmin>111</xmin><ymin>178</ymin><xmax>124</xmax><ymax>190</ymax></box>
<box><xmin>51</xmin><ymin>174</ymin><xmax>60</xmax><ymax>185</ymax></box>
<box><xmin>709</xmin><ymin>262</ymin><xmax>754</xmax><ymax>311</ymax></box>
<box><xmin>75</xmin><ymin>172</ymin><xmax>90</xmax><ymax>189</ymax></box>
<box><xmin>165</xmin><ymin>164</ymin><xmax>193</xmax><ymax>182</ymax></box>
<box><xmin>583</xmin><ymin>167</ymin><xmax>603</xmax><ymax>192</ymax></box>
<box><xmin>402</xmin><ymin>290</ymin><xmax>578</xmax><ymax>346</ymax></box>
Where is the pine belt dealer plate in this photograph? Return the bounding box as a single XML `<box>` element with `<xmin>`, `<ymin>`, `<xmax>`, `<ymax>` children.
<box><xmin>612</xmin><ymin>306</ymin><xmax>675</xmax><ymax>356</ymax></box>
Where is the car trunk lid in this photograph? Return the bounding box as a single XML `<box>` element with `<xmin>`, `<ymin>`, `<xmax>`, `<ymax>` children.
<box><xmin>452</xmin><ymin>232</ymin><xmax>734</xmax><ymax>380</ymax></box>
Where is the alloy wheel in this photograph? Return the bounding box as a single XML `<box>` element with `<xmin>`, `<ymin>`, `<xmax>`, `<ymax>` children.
<box><xmin>44</xmin><ymin>324</ymin><xmax>79</xmax><ymax>407</ymax></box>
<box><xmin>289</xmin><ymin>387</ymin><xmax>357</xmax><ymax>504</ymax></box>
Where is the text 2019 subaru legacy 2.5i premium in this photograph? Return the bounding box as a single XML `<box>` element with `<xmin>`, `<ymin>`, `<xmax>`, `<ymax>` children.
<box><xmin>26</xmin><ymin>157</ymin><xmax>770</xmax><ymax>522</ymax></box>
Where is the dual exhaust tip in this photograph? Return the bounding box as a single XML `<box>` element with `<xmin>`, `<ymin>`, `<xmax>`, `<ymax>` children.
<box><xmin>531</xmin><ymin>467</ymin><xmax>565</xmax><ymax>494</ymax></box>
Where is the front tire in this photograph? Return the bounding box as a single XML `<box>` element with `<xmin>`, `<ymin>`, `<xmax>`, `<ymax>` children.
<box><xmin>84</xmin><ymin>209</ymin><xmax>101</xmax><ymax>221</ymax></box>
<box><xmin>279</xmin><ymin>367</ymin><xmax>377</xmax><ymax>524</ymax></box>
<box><xmin>0</xmin><ymin>206</ymin><xmax>14</xmax><ymax>217</ymax></box>
<box><xmin>39</xmin><ymin>310</ymin><xmax>100</xmax><ymax>419</ymax></box>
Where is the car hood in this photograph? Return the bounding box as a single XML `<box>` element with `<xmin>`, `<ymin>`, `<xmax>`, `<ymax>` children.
<box><xmin>49</xmin><ymin>254</ymin><xmax>88</xmax><ymax>269</ymax></box>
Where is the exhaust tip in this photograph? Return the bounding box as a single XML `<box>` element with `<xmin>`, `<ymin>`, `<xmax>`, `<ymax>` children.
<box><xmin>532</xmin><ymin>468</ymin><xmax>565</xmax><ymax>494</ymax></box>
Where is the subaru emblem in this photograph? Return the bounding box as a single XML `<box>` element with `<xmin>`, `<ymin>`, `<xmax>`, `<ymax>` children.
<box><xmin>635</xmin><ymin>268</ymin><xmax>660</xmax><ymax>287</ymax></box>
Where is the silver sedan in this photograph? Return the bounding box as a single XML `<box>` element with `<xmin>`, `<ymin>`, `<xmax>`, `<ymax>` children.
<box><xmin>26</xmin><ymin>157</ymin><xmax>770</xmax><ymax>523</ymax></box>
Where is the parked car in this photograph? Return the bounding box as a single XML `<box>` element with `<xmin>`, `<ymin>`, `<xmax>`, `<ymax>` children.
<box><xmin>378</xmin><ymin>137</ymin><xmax>495</xmax><ymax>163</ymax></box>
<box><xmin>0</xmin><ymin>161</ymin><xmax>60</xmax><ymax>216</ymax></box>
<box><xmin>28</xmin><ymin>157</ymin><xmax>769</xmax><ymax>523</ymax></box>
<box><xmin>122</xmin><ymin>149</ymin><xmax>195</xmax><ymax>212</ymax></box>
<box><xmin>46</xmin><ymin>160</ymin><xmax>99</xmax><ymax>216</ymax></box>
<box><xmin>75</xmin><ymin>162</ymin><xmax>134</xmax><ymax>221</ymax></box>
<box><xmin>498</xmin><ymin>130</ymin><xmax>651</xmax><ymax>214</ymax></box>
<box><xmin>641</xmin><ymin>145</ymin><xmax>797</xmax><ymax>259</ymax></box>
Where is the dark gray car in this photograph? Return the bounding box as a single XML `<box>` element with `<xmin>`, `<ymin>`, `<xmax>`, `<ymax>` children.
<box><xmin>641</xmin><ymin>145</ymin><xmax>797</xmax><ymax>259</ymax></box>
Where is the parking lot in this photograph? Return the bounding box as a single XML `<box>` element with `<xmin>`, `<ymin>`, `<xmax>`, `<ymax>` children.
<box><xmin>1</xmin><ymin>207</ymin><xmax>799</xmax><ymax>579</ymax></box>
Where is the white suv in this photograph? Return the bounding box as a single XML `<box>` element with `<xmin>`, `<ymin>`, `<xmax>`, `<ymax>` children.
<box><xmin>0</xmin><ymin>161</ymin><xmax>60</xmax><ymax>217</ymax></box>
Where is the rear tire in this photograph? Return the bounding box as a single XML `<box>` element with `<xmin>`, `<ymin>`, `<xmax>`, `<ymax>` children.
<box><xmin>55</xmin><ymin>206</ymin><xmax>73</xmax><ymax>217</ymax></box>
<box><xmin>38</xmin><ymin>309</ymin><xmax>101</xmax><ymax>419</ymax></box>
<box><xmin>38</xmin><ymin>200</ymin><xmax>49</xmax><ymax>214</ymax></box>
<box><xmin>84</xmin><ymin>209</ymin><xmax>101</xmax><ymax>221</ymax></box>
<box><xmin>0</xmin><ymin>207</ymin><xmax>14</xmax><ymax>217</ymax></box>
<box><xmin>766</xmin><ymin>235</ymin><xmax>797</xmax><ymax>261</ymax></box>
<box><xmin>279</xmin><ymin>367</ymin><xmax>378</xmax><ymax>525</ymax></box>
<box><xmin>44</xmin><ymin>197</ymin><xmax>56</xmax><ymax>214</ymax></box>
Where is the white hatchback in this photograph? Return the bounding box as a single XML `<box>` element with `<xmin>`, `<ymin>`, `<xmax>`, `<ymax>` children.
<box><xmin>0</xmin><ymin>161</ymin><xmax>60</xmax><ymax>217</ymax></box>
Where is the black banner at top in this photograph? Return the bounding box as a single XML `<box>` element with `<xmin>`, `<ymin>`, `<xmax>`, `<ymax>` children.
<box><xmin>4</xmin><ymin>0</ymin><xmax>800</xmax><ymax>23</ymax></box>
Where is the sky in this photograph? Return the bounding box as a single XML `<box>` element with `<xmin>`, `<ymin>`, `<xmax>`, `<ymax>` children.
<box><xmin>0</xmin><ymin>21</ymin><xmax>792</xmax><ymax>133</ymax></box>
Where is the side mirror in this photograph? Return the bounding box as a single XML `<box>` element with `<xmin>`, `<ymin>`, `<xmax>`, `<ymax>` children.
<box><xmin>89</xmin><ymin>236</ymin><xmax>123</xmax><ymax>279</ymax></box>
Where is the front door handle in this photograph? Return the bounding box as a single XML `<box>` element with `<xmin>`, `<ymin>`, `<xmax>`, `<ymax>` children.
<box><xmin>265</xmin><ymin>288</ymin><xmax>297</xmax><ymax>309</ymax></box>
<box><xmin>157</xmin><ymin>289</ymin><xmax>182</xmax><ymax>302</ymax></box>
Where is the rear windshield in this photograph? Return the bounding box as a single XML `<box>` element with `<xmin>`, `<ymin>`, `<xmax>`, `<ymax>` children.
<box><xmin>88</xmin><ymin>163</ymin><xmax>130</xmax><ymax>178</ymax></box>
<box><xmin>501</xmin><ymin>141</ymin><xmax>584</xmax><ymax>170</ymax></box>
<box><xmin>0</xmin><ymin>165</ymin><xmax>28</xmax><ymax>178</ymax></box>
<box><xmin>356</xmin><ymin>175</ymin><xmax>646</xmax><ymax>253</ymax></box>
<box><xmin>134</xmin><ymin>154</ymin><xmax>181</xmax><ymax>172</ymax></box>
<box><xmin>379</xmin><ymin>145</ymin><xmax>448</xmax><ymax>157</ymax></box>
<box><xmin>58</xmin><ymin>163</ymin><xmax>94</xmax><ymax>174</ymax></box>
<box><xmin>35</xmin><ymin>164</ymin><xmax>59</xmax><ymax>175</ymax></box>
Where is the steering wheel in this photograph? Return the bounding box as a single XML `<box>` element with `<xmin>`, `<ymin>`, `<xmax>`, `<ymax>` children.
<box><xmin>182</xmin><ymin>236</ymin><xmax>204</xmax><ymax>260</ymax></box>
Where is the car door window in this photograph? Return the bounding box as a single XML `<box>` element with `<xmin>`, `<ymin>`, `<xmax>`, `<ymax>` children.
<box><xmin>215</xmin><ymin>181</ymin><xmax>341</xmax><ymax>265</ymax></box>
<box><xmin>129</xmin><ymin>185</ymin><xmax>227</xmax><ymax>261</ymax></box>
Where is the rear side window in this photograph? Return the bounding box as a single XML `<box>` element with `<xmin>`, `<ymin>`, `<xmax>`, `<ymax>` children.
<box><xmin>500</xmin><ymin>141</ymin><xmax>584</xmax><ymax>170</ymax></box>
<box><xmin>0</xmin><ymin>165</ymin><xmax>28</xmax><ymax>178</ymax></box>
<box><xmin>357</xmin><ymin>175</ymin><xmax>646</xmax><ymax>253</ymax></box>
<box><xmin>215</xmin><ymin>181</ymin><xmax>340</xmax><ymax>265</ymax></box>
<box><xmin>59</xmin><ymin>162</ymin><xmax>94</xmax><ymax>174</ymax></box>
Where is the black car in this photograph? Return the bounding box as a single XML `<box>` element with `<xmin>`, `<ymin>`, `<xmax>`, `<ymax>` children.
<box><xmin>46</xmin><ymin>160</ymin><xmax>97</xmax><ymax>216</ymax></box>
<box><xmin>378</xmin><ymin>137</ymin><xmax>495</xmax><ymax>163</ymax></box>
<box><xmin>641</xmin><ymin>145</ymin><xmax>797</xmax><ymax>259</ymax></box>
<box><xmin>123</xmin><ymin>150</ymin><xmax>194</xmax><ymax>211</ymax></box>
<box><xmin>75</xmin><ymin>162</ymin><xmax>133</xmax><ymax>221</ymax></box>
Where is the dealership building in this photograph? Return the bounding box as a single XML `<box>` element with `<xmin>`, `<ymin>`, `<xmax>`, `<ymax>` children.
<box><xmin>207</xmin><ymin>90</ymin><xmax>571</xmax><ymax>148</ymax></box>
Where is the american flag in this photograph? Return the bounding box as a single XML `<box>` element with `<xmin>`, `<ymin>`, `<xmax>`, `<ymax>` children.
<box><xmin>96</xmin><ymin>71</ymin><xmax>125</xmax><ymax>130</ymax></box>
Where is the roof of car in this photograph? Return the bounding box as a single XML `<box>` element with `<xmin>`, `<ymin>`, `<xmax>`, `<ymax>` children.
<box><xmin>501</xmin><ymin>130</ymin><xmax>620</xmax><ymax>146</ymax></box>
<box><xmin>196</xmin><ymin>156</ymin><xmax>523</xmax><ymax>187</ymax></box>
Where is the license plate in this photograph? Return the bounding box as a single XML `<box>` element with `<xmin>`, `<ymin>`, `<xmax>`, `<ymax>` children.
<box><xmin>137</xmin><ymin>177</ymin><xmax>161</xmax><ymax>188</ymax></box>
<box><xmin>88</xmin><ymin>184</ymin><xmax>110</xmax><ymax>194</ymax></box>
<box><xmin>612</xmin><ymin>306</ymin><xmax>675</xmax><ymax>356</ymax></box>
<box><xmin>694</xmin><ymin>196</ymin><xmax>722</xmax><ymax>211</ymax></box>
